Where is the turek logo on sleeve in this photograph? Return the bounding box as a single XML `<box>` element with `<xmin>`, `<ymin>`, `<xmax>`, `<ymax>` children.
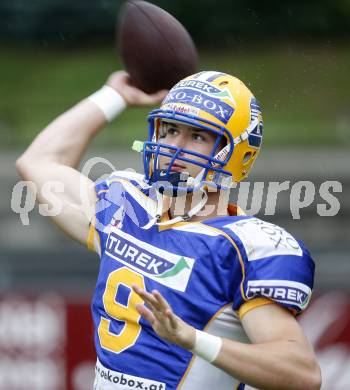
<box><xmin>105</xmin><ymin>229</ymin><xmax>194</xmax><ymax>291</ymax></box>
<box><xmin>246</xmin><ymin>280</ymin><xmax>311</xmax><ymax>310</ymax></box>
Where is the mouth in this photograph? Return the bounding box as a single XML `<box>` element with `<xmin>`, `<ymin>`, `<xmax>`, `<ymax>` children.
<box><xmin>165</xmin><ymin>163</ymin><xmax>187</xmax><ymax>173</ymax></box>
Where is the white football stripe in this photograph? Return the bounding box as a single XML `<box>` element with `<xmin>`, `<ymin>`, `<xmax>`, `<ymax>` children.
<box><xmin>195</xmin><ymin>71</ymin><xmax>221</xmax><ymax>82</ymax></box>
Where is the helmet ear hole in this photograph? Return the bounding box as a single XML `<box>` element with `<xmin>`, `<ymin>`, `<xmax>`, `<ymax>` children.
<box><xmin>243</xmin><ymin>151</ymin><xmax>253</xmax><ymax>165</ymax></box>
<box><xmin>219</xmin><ymin>134</ymin><xmax>227</xmax><ymax>149</ymax></box>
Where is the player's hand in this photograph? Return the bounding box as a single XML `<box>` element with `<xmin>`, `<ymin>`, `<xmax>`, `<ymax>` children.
<box><xmin>106</xmin><ymin>71</ymin><xmax>168</xmax><ymax>107</ymax></box>
<box><xmin>132</xmin><ymin>285</ymin><xmax>196</xmax><ymax>350</ymax></box>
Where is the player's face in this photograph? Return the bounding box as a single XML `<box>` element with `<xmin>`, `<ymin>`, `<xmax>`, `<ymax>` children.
<box><xmin>158</xmin><ymin>121</ymin><xmax>218</xmax><ymax>178</ymax></box>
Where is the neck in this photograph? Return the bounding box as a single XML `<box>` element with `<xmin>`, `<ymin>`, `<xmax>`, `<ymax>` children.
<box><xmin>167</xmin><ymin>187</ymin><xmax>230</xmax><ymax>223</ymax></box>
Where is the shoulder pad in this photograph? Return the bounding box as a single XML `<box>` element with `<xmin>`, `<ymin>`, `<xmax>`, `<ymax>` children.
<box><xmin>223</xmin><ymin>217</ymin><xmax>303</xmax><ymax>260</ymax></box>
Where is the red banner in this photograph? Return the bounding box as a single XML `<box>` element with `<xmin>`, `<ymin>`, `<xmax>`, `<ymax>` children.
<box><xmin>0</xmin><ymin>292</ymin><xmax>349</xmax><ymax>389</ymax></box>
<box><xmin>299</xmin><ymin>292</ymin><xmax>350</xmax><ymax>389</ymax></box>
<box><xmin>0</xmin><ymin>293</ymin><xmax>95</xmax><ymax>390</ymax></box>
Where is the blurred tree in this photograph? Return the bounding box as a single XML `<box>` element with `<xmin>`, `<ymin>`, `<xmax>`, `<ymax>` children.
<box><xmin>0</xmin><ymin>0</ymin><xmax>349</xmax><ymax>47</ymax></box>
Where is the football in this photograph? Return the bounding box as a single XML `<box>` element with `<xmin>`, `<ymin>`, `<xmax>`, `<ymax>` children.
<box><xmin>117</xmin><ymin>0</ymin><xmax>198</xmax><ymax>93</ymax></box>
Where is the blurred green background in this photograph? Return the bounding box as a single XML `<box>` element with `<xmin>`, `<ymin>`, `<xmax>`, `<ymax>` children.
<box><xmin>0</xmin><ymin>0</ymin><xmax>349</xmax><ymax>149</ymax></box>
<box><xmin>0</xmin><ymin>3</ymin><xmax>349</xmax><ymax>388</ymax></box>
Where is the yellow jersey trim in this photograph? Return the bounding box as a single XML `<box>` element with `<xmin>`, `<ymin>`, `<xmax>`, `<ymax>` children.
<box><xmin>158</xmin><ymin>217</ymin><xmax>247</xmax><ymax>301</ymax></box>
<box><xmin>198</xmin><ymin>223</ymin><xmax>247</xmax><ymax>302</ymax></box>
<box><xmin>87</xmin><ymin>218</ymin><xmax>95</xmax><ymax>252</ymax></box>
<box><xmin>87</xmin><ymin>214</ymin><xmax>101</xmax><ymax>255</ymax></box>
<box><xmin>237</xmin><ymin>298</ymin><xmax>275</xmax><ymax>320</ymax></box>
<box><xmin>158</xmin><ymin>203</ymin><xmax>244</xmax><ymax>232</ymax></box>
<box><xmin>157</xmin><ymin>211</ymin><xmax>189</xmax><ymax>232</ymax></box>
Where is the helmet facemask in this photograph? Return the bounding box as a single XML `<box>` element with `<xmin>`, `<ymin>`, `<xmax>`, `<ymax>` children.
<box><xmin>143</xmin><ymin>110</ymin><xmax>234</xmax><ymax>196</ymax></box>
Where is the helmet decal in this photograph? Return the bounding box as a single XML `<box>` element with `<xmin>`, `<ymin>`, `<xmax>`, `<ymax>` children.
<box><xmin>162</xmin><ymin>81</ymin><xmax>235</xmax><ymax>124</ymax></box>
<box><xmin>248</xmin><ymin>97</ymin><xmax>263</xmax><ymax>149</ymax></box>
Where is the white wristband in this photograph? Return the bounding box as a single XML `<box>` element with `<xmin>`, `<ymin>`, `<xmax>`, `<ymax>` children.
<box><xmin>87</xmin><ymin>85</ymin><xmax>126</xmax><ymax>122</ymax></box>
<box><xmin>191</xmin><ymin>330</ymin><xmax>222</xmax><ymax>363</ymax></box>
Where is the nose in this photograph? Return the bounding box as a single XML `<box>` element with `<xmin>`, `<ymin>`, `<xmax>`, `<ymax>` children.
<box><xmin>168</xmin><ymin>132</ymin><xmax>187</xmax><ymax>153</ymax></box>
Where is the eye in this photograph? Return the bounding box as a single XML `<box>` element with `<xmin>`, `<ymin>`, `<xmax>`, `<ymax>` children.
<box><xmin>159</xmin><ymin>126</ymin><xmax>178</xmax><ymax>139</ymax></box>
<box><xmin>192</xmin><ymin>132</ymin><xmax>205</xmax><ymax>142</ymax></box>
<box><xmin>167</xmin><ymin>127</ymin><xmax>178</xmax><ymax>135</ymax></box>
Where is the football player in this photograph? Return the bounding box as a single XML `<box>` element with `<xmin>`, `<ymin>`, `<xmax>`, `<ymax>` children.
<box><xmin>16</xmin><ymin>70</ymin><xmax>321</xmax><ymax>389</ymax></box>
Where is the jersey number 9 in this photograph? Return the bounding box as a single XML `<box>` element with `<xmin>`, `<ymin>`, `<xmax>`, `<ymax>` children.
<box><xmin>98</xmin><ymin>267</ymin><xmax>145</xmax><ymax>354</ymax></box>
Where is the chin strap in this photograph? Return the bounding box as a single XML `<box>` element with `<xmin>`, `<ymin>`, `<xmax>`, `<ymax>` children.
<box><xmin>186</xmin><ymin>118</ymin><xmax>260</xmax><ymax>189</ymax></box>
<box><xmin>233</xmin><ymin>117</ymin><xmax>259</xmax><ymax>145</ymax></box>
<box><xmin>141</xmin><ymin>187</ymin><xmax>208</xmax><ymax>230</ymax></box>
<box><xmin>141</xmin><ymin>190</ymin><xmax>164</xmax><ymax>230</ymax></box>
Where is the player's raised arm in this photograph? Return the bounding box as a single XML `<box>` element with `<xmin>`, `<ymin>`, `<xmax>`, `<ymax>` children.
<box><xmin>15</xmin><ymin>71</ymin><xmax>166</xmax><ymax>245</ymax></box>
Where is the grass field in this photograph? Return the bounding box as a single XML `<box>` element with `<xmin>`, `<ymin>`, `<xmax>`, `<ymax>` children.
<box><xmin>0</xmin><ymin>43</ymin><xmax>349</xmax><ymax>150</ymax></box>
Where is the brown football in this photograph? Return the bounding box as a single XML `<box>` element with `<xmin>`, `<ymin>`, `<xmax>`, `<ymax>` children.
<box><xmin>117</xmin><ymin>0</ymin><xmax>198</xmax><ymax>93</ymax></box>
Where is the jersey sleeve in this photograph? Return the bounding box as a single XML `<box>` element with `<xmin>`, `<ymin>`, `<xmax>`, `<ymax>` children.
<box><xmin>223</xmin><ymin>217</ymin><xmax>315</xmax><ymax>317</ymax></box>
<box><xmin>87</xmin><ymin>170</ymin><xmax>147</xmax><ymax>255</ymax></box>
<box><xmin>86</xmin><ymin>175</ymin><xmax>121</xmax><ymax>255</ymax></box>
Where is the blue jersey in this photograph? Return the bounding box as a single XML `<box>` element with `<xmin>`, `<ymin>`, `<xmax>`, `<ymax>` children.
<box><xmin>88</xmin><ymin>171</ymin><xmax>315</xmax><ymax>390</ymax></box>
